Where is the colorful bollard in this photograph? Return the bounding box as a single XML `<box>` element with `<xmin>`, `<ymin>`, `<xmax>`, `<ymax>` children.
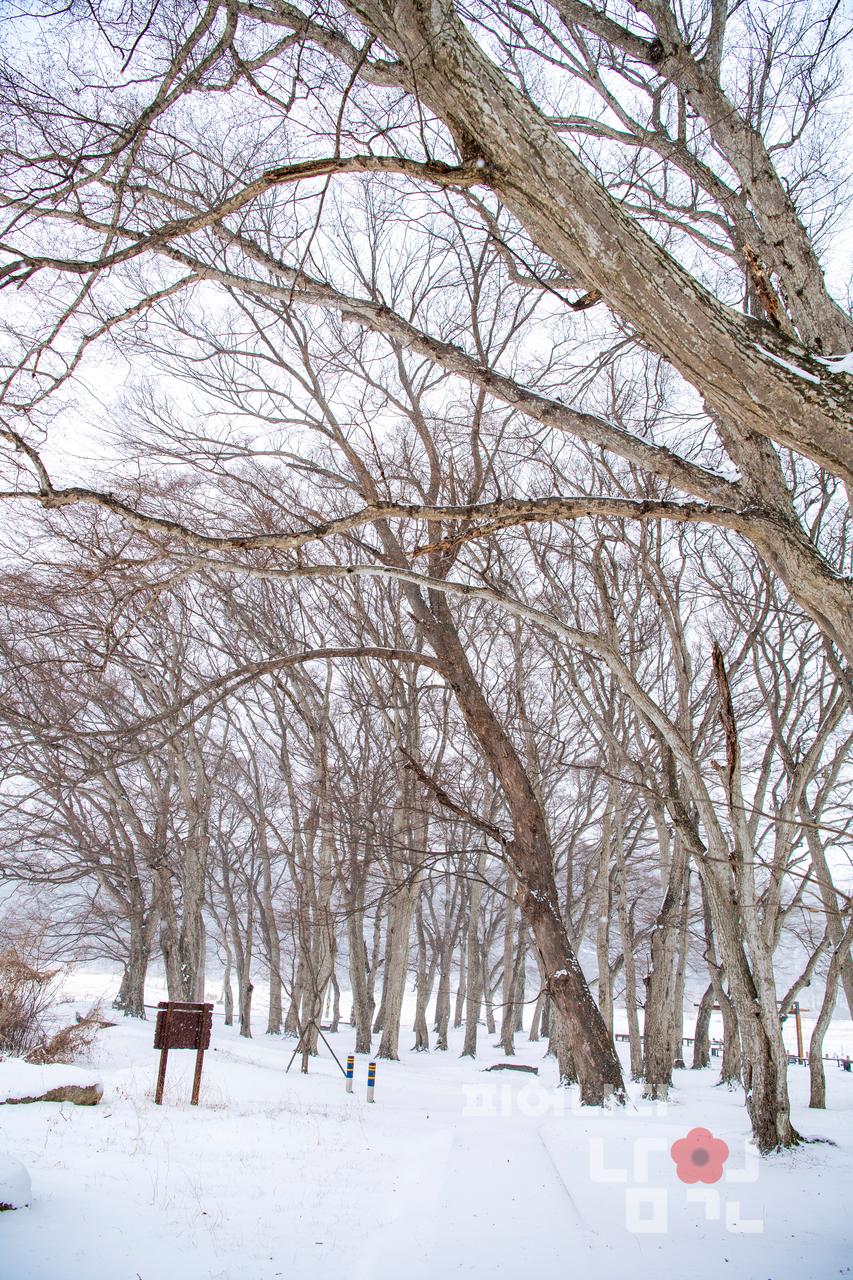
<box><xmin>346</xmin><ymin>1054</ymin><xmax>355</xmax><ymax>1094</ymax></box>
<box><xmin>367</xmin><ymin>1060</ymin><xmax>376</xmax><ymax>1103</ymax></box>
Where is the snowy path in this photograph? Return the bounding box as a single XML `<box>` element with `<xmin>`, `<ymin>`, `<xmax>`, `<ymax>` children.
<box><xmin>355</xmin><ymin>1113</ymin><xmax>587</xmax><ymax>1280</ymax></box>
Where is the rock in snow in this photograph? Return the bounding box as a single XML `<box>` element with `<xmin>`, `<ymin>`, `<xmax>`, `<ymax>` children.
<box><xmin>0</xmin><ymin>1154</ymin><xmax>32</xmax><ymax>1211</ymax></box>
<box><xmin>0</xmin><ymin>1059</ymin><xmax>103</xmax><ymax>1107</ymax></box>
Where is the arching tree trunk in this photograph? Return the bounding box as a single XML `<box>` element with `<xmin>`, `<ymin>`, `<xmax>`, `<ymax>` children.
<box><xmin>424</xmin><ymin>597</ymin><xmax>625</xmax><ymax>1103</ymax></box>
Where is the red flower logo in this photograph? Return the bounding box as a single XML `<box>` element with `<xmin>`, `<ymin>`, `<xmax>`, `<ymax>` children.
<box><xmin>670</xmin><ymin>1127</ymin><xmax>729</xmax><ymax>1184</ymax></box>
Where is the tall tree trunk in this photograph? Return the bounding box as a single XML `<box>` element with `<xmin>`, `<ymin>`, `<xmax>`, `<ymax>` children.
<box><xmin>801</xmin><ymin>812</ymin><xmax>853</xmax><ymax>1019</ymax></box>
<box><xmin>500</xmin><ymin>918</ymin><xmax>527</xmax><ymax>1053</ymax></box>
<box><xmin>528</xmin><ymin>994</ymin><xmax>543</xmax><ymax>1042</ymax></box>
<box><xmin>239</xmin><ymin>973</ymin><xmax>254</xmax><ymax>1039</ymax></box>
<box><xmin>700</xmin><ymin>649</ymin><xmax>798</xmax><ymax>1150</ymax></box>
<box><xmin>699</xmin><ymin>889</ymin><xmax>741</xmax><ymax>1084</ymax></box>
<box><xmin>809</xmin><ymin>919</ymin><xmax>853</xmax><ymax>1108</ymax></box>
<box><xmin>461</xmin><ymin>855</ymin><xmax>485</xmax><ymax>1057</ymax></box>
<box><xmin>513</xmin><ymin>928</ymin><xmax>526</xmax><ymax>1033</ymax></box>
<box><xmin>412</xmin><ymin>904</ymin><xmax>432</xmax><ymax>1052</ymax></box>
<box><xmin>613</xmin><ymin>814</ymin><xmax>641</xmax><ymax>1080</ymax></box>
<box><xmin>671</xmin><ymin>868</ymin><xmax>691</xmax><ymax>1067</ymax></box>
<box><xmin>500</xmin><ymin>888</ymin><xmax>516</xmax><ymax>1055</ymax></box>
<box><xmin>377</xmin><ymin>883</ymin><xmax>417</xmax><ymax>1060</ymax></box>
<box><xmin>113</xmin><ymin>907</ymin><xmax>151</xmax><ymax>1019</ymax></box>
<box><xmin>347</xmin><ymin>905</ymin><xmax>374</xmax><ymax>1053</ymax></box>
<box><xmin>222</xmin><ymin>941</ymin><xmax>234</xmax><ymax>1028</ymax></box>
<box><xmin>371</xmin><ymin>898</ymin><xmax>387</xmax><ymax>1035</ymax></box>
<box><xmin>433</xmin><ymin>893</ymin><xmax>454</xmax><ymax>1051</ymax></box>
<box><xmin>285</xmin><ymin>956</ymin><xmax>306</xmax><ymax>1037</ymax></box>
<box><xmin>157</xmin><ymin>869</ymin><xmax>183</xmax><ymax>1000</ymax></box>
<box><xmin>548</xmin><ymin>1006</ymin><xmax>577</xmax><ymax>1085</ymax></box>
<box><xmin>692</xmin><ymin>983</ymin><xmax>714</xmax><ymax>1069</ymax></box>
<box><xmin>424</xmin><ymin>598</ymin><xmax>624</xmax><ymax>1103</ymax></box>
<box><xmin>329</xmin><ymin>969</ymin><xmax>341</xmax><ymax>1033</ymax></box>
<box><xmin>595</xmin><ymin>824</ymin><xmax>614</xmax><ymax>1035</ymax></box>
<box><xmin>257</xmin><ymin>868</ymin><xmax>283</xmax><ymax>1035</ymax></box>
<box><xmin>718</xmin><ymin>984</ymin><xmax>741</xmax><ymax>1087</ymax></box>
<box><xmin>453</xmin><ymin>928</ymin><xmax>467</xmax><ymax>1029</ymax></box>
<box><xmin>643</xmin><ymin>839</ymin><xmax>689</xmax><ymax>1099</ymax></box>
<box><xmin>482</xmin><ymin>945</ymin><xmax>496</xmax><ymax>1036</ymax></box>
<box><xmin>702</xmin><ymin>863</ymin><xmax>796</xmax><ymax>1150</ymax></box>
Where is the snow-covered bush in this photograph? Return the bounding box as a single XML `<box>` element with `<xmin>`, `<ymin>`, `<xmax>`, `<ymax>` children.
<box><xmin>0</xmin><ymin>1154</ymin><xmax>31</xmax><ymax>1211</ymax></box>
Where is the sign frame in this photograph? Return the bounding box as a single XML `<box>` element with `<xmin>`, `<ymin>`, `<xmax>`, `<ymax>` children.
<box><xmin>153</xmin><ymin>1001</ymin><xmax>213</xmax><ymax>1105</ymax></box>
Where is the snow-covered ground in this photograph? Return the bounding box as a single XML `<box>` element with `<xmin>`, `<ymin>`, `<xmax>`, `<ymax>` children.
<box><xmin>2</xmin><ymin>973</ymin><xmax>852</xmax><ymax>1279</ymax></box>
<box><xmin>0</xmin><ymin>1061</ymin><xmax>103</xmax><ymax>1105</ymax></box>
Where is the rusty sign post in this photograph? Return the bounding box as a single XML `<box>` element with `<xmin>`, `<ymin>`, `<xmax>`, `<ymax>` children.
<box><xmin>153</xmin><ymin>1001</ymin><xmax>213</xmax><ymax>1105</ymax></box>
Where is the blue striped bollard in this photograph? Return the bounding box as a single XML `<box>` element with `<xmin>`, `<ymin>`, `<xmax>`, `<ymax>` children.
<box><xmin>367</xmin><ymin>1060</ymin><xmax>376</xmax><ymax>1103</ymax></box>
<box><xmin>346</xmin><ymin>1055</ymin><xmax>354</xmax><ymax>1094</ymax></box>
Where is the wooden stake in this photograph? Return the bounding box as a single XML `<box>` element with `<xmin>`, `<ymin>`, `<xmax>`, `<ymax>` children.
<box><xmin>286</xmin><ymin>1019</ymin><xmax>309</xmax><ymax>1074</ymax></box>
<box><xmin>154</xmin><ymin>1002</ymin><xmax>174</xmax><ymax>1105</ymax></box>
<box><xmin>191</xmin><ymin>1041</ymin><xmax>205</xmax><ymax>1105</ymax></box>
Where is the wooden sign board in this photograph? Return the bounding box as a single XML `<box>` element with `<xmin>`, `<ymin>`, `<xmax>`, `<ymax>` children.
<box><xmin>154</xmin><ymin>1002</ymin><xmax>213</xmax><ymax>1051</ymax></box>
<box><xmin>153</xmin><ymin>1001</ymin><xmax>213</xmax><ymax>1106</ymax></box>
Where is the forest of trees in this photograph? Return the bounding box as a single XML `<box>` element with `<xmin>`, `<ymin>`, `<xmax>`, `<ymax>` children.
<box><xmin>0</xmin><ymin>0</ymin><xmax>852</xmax><ymax>1156</ymax></box>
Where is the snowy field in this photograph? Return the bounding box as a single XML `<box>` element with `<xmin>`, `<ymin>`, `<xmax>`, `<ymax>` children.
<box><xmin>2</xmin><ymin>972</ymin><xmax>852</xmax><ymax>1280</ymax></box>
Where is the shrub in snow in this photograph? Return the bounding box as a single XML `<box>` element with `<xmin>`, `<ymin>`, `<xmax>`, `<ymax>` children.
<box><xmin>0</xmin><ymin>927</ymin><xmax>108</xmax><ymax>1063</ymax></box>
<box><xmin>0</xmin><ymin>1154</ymin><xmax>31</xmax><ymax>1211</ymax></box>
<box><xmin>0</xmin><ymin>948</ymin><xmax>62</xmax><ymax>1058</ymax></box>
